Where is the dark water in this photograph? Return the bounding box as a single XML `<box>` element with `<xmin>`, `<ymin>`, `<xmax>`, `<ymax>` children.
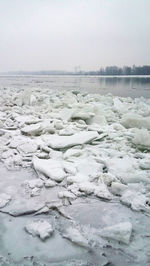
<box><xmin>0</xmin><ymin>75</ymin><xmax>150</xmax><ymax>98</ymax></box>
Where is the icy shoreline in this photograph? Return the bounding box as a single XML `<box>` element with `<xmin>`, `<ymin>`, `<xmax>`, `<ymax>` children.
<box><xmin>0</xmin><ymin>87</ymin><xmax>150</xmax><ymax>265</ymax></box>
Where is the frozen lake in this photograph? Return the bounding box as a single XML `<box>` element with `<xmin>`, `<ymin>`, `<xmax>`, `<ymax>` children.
<box><xmin>0</xmin><ymin>75</ymin><xmax>150</xmax><ymax>98</ymax></box>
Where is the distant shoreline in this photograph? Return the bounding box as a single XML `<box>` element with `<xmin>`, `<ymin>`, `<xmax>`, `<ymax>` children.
<box><xmin>0</xmin><ymin>74</ymin><xmax>150</xmax><ymax>78</ymax></box>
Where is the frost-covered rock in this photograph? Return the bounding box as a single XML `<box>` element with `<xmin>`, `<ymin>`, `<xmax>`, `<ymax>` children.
<box><xmin>25</xmin><ymin>219</ymin><xmax>53</xmax><ymax>240</ymax></box>
<box><xmin>99</xmin><ymin>222</ymin><xmax>132</xmax><ymax>244</ymax></box>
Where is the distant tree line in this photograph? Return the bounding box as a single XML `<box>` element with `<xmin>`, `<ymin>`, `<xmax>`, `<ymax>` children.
<box><xmin>82</xmin><ymin>65</ymin><xmax>150</xmax><ymax>76</ymax></box>
<box><xmin>2</xmin><ymin>65</ymin><xmax>150</xmax><ymax>76</ymax></box>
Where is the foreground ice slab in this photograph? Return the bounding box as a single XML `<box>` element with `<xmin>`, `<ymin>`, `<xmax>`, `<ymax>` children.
<box><xmin>42</xmin><ymin>131</ymin><xmax>99</xmax><ymax>149</ymax></box>
<box><xmin>99</xmin><ymin>222</ymin><xmax>132</xmax><ymax>244</ymax></box>
<box><xmin>33</xmin><ymin>157</ymin><xmax>67</xmax><ymax>182</ymax></box>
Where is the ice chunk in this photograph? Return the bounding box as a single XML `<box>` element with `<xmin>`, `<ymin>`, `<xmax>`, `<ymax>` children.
<box><xmin>139</xmin><ymin>160</ymin><xmax>150</xmax><ymax>170</ymax></box>
<box><xmin>63</xmin><ymin>148</ymin><xmax>82</xmax><ymax>159</ymax></box>
<box><xmin>67</xmin><ymin>174</ymin><xmax>88</xmax><ymax>184</ymax></box>
<box><xmin>21</xmin><ymin>123</ymin><xmax>43</xmax><ymax>136</ymax></box>
<box><xmin>132</xmin><ymin>129</ymin><xmax>150</xmax><ymax>150</ymax></box>
<box><xmin>79</xmin><ymin>182</ymin><xmax>96</xmax><ymax>195</ymax></box>
<box><xmin>30</xmin><ymin>94</ymin><xmax>37</xmax><ymax>106</ymax></box>
<box><xmin>72</xmin><ymin>110</ymin><xmax>94</xmax><ymax>121</ymax></box>
<box><xmin>17</xmin><ymin>141</ymin><xmax>38</xmax><ymax>155</ymax></box>
<box><xmin>0</xmin><ymin>193</ymin><xmax>11</xmax><ymax>208</ymax></box>
<box><xmin>23</xmin><ymin>179</ymin><xmax>44</xmax><ymax>189</ymax></box>
<box><xmin>44</xmin><ymin>180</ymin><xmax>56</xmax><ymax>188</ymax></box>
<box><xmin>121</xmin><ymin>190</ymin><xmax>150</xmax><ymax>212</ymax></box>
<box><xmin>33</xmin><ymin>157</ymin><xmax>66</xmax><ymax>182</ymax></box>
<box><xmin>121</xmin><ymin>113</ymin><xmax>150</xmax><ymax>129</ymax></box>
<box><xmin>25</xmin><ymin>219</ymin><xmax>53</xmax><ymax>240</ymax></box>
<box><xmin>62</xmin><ymin>227</ymin><xmax>89</xmax><ymax>248</ymax></box>
<box><xmin>98</xmin><ymin>173</ymin><xmax>116</xmax><ymax>186</ymax></box>
<box><xmin>54</xmin><ymin>121</ymin><xmax>64</xmax><ymax>130</ymax></box>
<box><xmin>94</xmin><ymin>184</ymin><xmax>112</xmax><ymax>200</ymax></box>
<box><xmin>121</xmin><ymin>172</ymin><xmax>150</xmax><ymax>184</ymax></box>
<box><xmin>99</xmin><ymin>222</ymin><xmax>132</xmax><ymax>244</ymax></box>
<box><xmin>63</xmin><ymin>161</ymin><xmax>77</xmax><ymax>175</ymax></box>
<box><xmin>106</xmin><ymin>156</ymin><xmax>138</xmax><ymax>178</ymax></box>
<box><xmin>76</xmin><ymin>159</ymin><xmax>103</xmax><ymax>179</ymax></box>
<box><xmin>31</xmin><ymin>187</ymin><xmax>41</xmax><ymax>197</ymax></box>
<box><xmin>2</xmin><ymin>199</ymin><xmax>44</xmax><ymax>216</ymax></box>
<box><xmin>111</xmin><ymin>182</ymin><xmax>128</xmax><ymax>196</ymax></box>
<box><xmin>59</xmin><ymin>127</ymin><xmax>75</xmax><ymax>136</ymax></box>
<box><xmin>58</xmin><ymin>191</ymin><xmax>76</xmax><ymax>199</ymax></box>
<box><xmin>87</xmin><ymin>114</ymin><xmax>107</xmax><ymax>126</ymax></box>
<box><xmin>60</xmin><ymin>108</ymin><xmax>74</xmax><ymax>121</ymax></box>
<box><xmin>42</xmin><ymin>131</ymin><xmax>99</xmax><ymax>149</ymax></box>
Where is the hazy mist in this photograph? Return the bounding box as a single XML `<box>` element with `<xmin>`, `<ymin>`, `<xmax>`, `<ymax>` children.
<box><xmin>0</xmin><ymin>0</ymin><xmax>150</xmax><ymax>72</ymax></box>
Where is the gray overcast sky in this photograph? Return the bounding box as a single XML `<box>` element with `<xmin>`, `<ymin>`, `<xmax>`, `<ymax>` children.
<box><xmin>0</xmin><ymin>0</ymin><xmax>150</xmax><ymax>72</ymax></box>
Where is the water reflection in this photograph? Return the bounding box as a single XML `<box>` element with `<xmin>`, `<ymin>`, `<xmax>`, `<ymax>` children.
<box><xmin>0</xmin><ymin>75</ymin><xmax>150</xmax><ymax>98</ymax></box>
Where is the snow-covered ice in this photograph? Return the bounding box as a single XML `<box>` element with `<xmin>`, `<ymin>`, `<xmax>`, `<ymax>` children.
<box><xmin>0</xmin><ymin>87</ymin><xmax>150</xmax><ymax>265</ymax></box>
<box><xmin>25</xmin><ymin>219</ymin><xmax>53</xmax><ymax>240</ymax></box>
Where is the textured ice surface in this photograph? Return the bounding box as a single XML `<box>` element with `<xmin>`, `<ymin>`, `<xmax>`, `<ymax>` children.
<box><xmin>0</xmin><ymin>87</ymin><xmax>150</xmax><ymax>265</ymax></box>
